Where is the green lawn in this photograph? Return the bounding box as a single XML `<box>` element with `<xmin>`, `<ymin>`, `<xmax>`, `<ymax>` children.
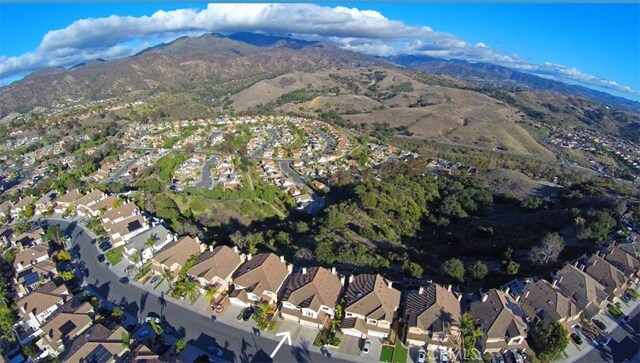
<box><xmin>392</xmin><ymin>339</ymin><xmax>408</xmax><ymax>363</ymax></box>
<box><xmin>380</xmin><ymin>345</ymin><xmax>394</xmax><ymax>362</ymax></box>
<box><xmin>626</xmin><ymin>288</ymin><xmax>639</xmax><ymax>301</ymax></box>
<box><xmin>607</xmin><ymin>304</ymin><xmax>624</xmax><ymax>318</ymax></box>
<box><xmin>105</xmin><ymin>246</ymin><xmax>124</xmax><ymax>266</ymax></box>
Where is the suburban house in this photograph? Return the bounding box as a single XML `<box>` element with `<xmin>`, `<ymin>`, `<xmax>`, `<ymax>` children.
<box><xmin>54</xmin><ymin>189</ymin><xmax>83</xmax><ymax>214</ymax></box>
<box><xmin>151</xmin><ymin>236</ymin><xmax>203</xmax><ymax>277</ymax></box>
<box><xmin>584</xmin><ymin>254</ymin><xmax>628</xmax><ymax>298</ymax></box>
<box><xmin>186</xmin><ymin>245</ymin><xmax>245</xmax><ymax>297</ymax></box>
<box><xmin>127</xmin><ymin>345</ymin><xmax>160</xmax><ymax>362</ymax></box>
<box><xmin>229</xmin><ymin>253</ymin><xmax>291</xmax><ymax>307</ymax></box>
<box><xmin>341</xmin><ymin>274</ymin><xmax>401</xmax><ymax>339</ymax></box>
<box><xmin>11</xmin><ymin>195</ymin><xmax>35</xmax><ymax>218</ymax></box>
<box><xmin>14</xmin><ymin>228</ymin><xmax>44</xmax><ymax>247</ymax></box>
<box><xmin>103</xmin><ymin>214</ymin><xmax>150</xmax><ymax>247</ymax></box>
<box><xmin>519</xmin><ymin>279</ymin><xmax>581</xmax><ymax>329</ymax></box>
<box><xmin>75</xmin><ymin>189</ymin><xmax>107</xmax><ymax>216</ymax></box>
<box><xmin>34</xmin><ymin>191</ymin><xmax>57</xmax><ymax>216</ymax></box>
<box><xmin>101</xmin><ymin>202</ymin><xmax>140</xmax><ymax>225</ymax></box>
<box><xmin>16</xmin><ymin>281</ymin><xmax>69</xmax><ymax>330</ymax></box>
<box><xmin>0</xmin><ymin>200</ymin><xmax>13</xmax><ymax>217</ymax></box>
<box><xmin>469</xmin><ymin>289</ymin><xmax>528</xmax><ymax>354</ymax></box>
<box><xmin>603</xmin><ymin>244</ymin><xmax>640</xmax><ymax>281</ymax></box>
<box><xmin>87</xmin><ymin>195</ymin><xmax>119</xmax><ymax>216</ymax></box>
<box><xmin>58</xmin><ymin>323</ymin><xmax>130</xmax><ymax>363</ymax></box>
<box><xmin>279</xmin><ymin>267</ymin><xmax>343</xmax><ymax>330</ymax></box>
<box><xmin>13</xmin><ymin>244</ymin><xmax>49</xmax><ymax>273</ymax></box>
<box><xmin>123</xmin><ymin>225</ymin><xmax>176</xmax><ymax>266</ymax></box>
<box><xmin>404</xmin><ymin>284</ymin><xmax>462</xmax><ymax>351</ymax></box>
<box><xmin>37</xmin><ymin>300</ymin><xmax>94</xmax><ymax>357</ymax></box>
<box><xmin>554</xmin><ymin>263</ymin><xmax>609</xmax><ymax>319</ymax></box>
<box><xmin>14</xmin><ymin>257</ymin><xmax>57</xmax><ymax>298</ymax></box>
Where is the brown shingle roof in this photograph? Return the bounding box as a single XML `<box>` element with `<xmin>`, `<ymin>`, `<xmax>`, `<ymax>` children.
<box><xmin>56</xmin><ymin>189</ymin><xmax>83</xmax><ymax>204</ymax></box>
<box><xmin>107</xmin><ymin>215</ymin><xmax>146</xmax><ymax>238</ymax></box>
<box><xmin>153</xmin><ymin>236</ymin><xmax>201</xmax><ymax>269</ymax></box>
<box><xmin>75</xmin><ymin>189</ymin><xmax>106</xmax><ymax>207</ymax></box>
<box><xmin>187</xmin><ymin>245</ymin><xmax>242</xmax><ymax>282</ymax></box>
<box><xmin>520</xmin><ymin>279</ymin><xmax>580</xmax><ymax>328</ymax></box>
<box><xmin>102</xmin><ymin>202</ymin><xmax>138</xmax><ymax>222</ymax></box>
<box><xmin>16</xmin><ymin>283</ymin><xmax>67</xmax><ymax>320</ymax></box>
<box><xmin>40</xmin><ymin>300</ymin><xmax>93</xmax><ymax>350</ymax></box>
<box><xmin>604</xmin><ymin>244</ymin><xmax>640</xmax><ymax>277</ymax></box>
<box><xmin>59</xmin><ymin>323</ymin><xmax>129</xmax><ymax>362</ymax></box>
<box><xmin>344</xmin><ymin>274</ymin><xmax>400</xmax><ymax>321</ymax></box>
<box><xmin>469</xmin><ymin>289</ymin><xmax>527</xmax><ymax>349</ymax></box>
<box><xmin>89</xmin><ymin>195</ymin><xmax>118</xmax><ymax>213</ymax></box>
<box><xmin>585</xmin><ymin>255</ymin><xmax>628</xmax><ymax>296</ymax></box>
<box><xmin>280</xmin><ymin>267</ymin><xmax>342</xmax><ymax>312</ymax></box>
<box><xmin>555</xmin><ymin>264</ymin><xmax>609</xmax><ymax>311</ymax></box>
<box><xmin>13</xmin><ymin>245</ymin><xmax>48</xmax><ymax>269</ymax></box>
<box><xmin>233</xmin><ymin>253</ymin><xmax>290</xmax><ymax>294</ymax></box>
<box><xmin>13</xmin><ymin>196</ymin><xmax>35</xmax><ymax>209</ymax></box>
<box><xmin>405</xmin><ymin>284</ymin><xmax>461</xmax><ymax>333</ymax></box>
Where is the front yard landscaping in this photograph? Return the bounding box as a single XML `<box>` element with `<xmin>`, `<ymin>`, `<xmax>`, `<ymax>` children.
<box><xmin>626</xmin><ymin>288</ymin><xmax>639</xmax><ymax>301</ymax></box>
<box><xmin>105</xmin><ymin>246</ymin><xmax>124</xmax><ymax>265</ymax></box>
<box><xmin>607</xmin><ymin>303</ymin><xmax>624</xmax><ymax>318</ymax></box>
<box><xmin>379</xmin><ymin>339</ymin><xmax>408</xmax><ymax>363</ymax></box>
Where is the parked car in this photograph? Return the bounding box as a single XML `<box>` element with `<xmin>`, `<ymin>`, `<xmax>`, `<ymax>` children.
<box><xmin>493</xmin><ymin>353</ymin><xmax>505</xmax><ymax>363</ymax></box>
<box><xmin>119</xmin><ymin>277</ymin><xmax>129</xmax><ymax>284</ymax></box>
<box><xmin>135</xmin><ymin>330</ymin><xmax>149</xmax><ymax>341</ymax></box>
<box><xmin>145</xmin><ymin>315</ymin><xmax>160</xmax><ymax>324</ymax></box>
<box><xmin>621</xmin><ymin>293</ymin><xmax>632</xmax><ymax>303</ymax></box>
<box><xmin>124</xmin><ymin>264</ymin><xmax>136</xmax><ymax>275</ymax></box>
<box><xmin>417</xmin><ymin>348</ymin><xmax>426</xmax><ymax>363</ymax></box>
<box><xmin>98</xmin><ymin>241</ymin><xmax>112</xmax><ymax>252</ymax></box>
<box><xmin>593</xmin><ymin>319</ymin><xmax>607</xmax><ymax>331</ymax></box>
<box><xmin>362</xmin><ymin>340</ymin><xmax>371</xmax><ymax>354</ymax></box>
<box><xmin>512</xmin><ymin>350</ymin><xmax>524</xmax><ymax>363</ymax></box>
<box><xmin>599</xmin><ymin>334</ymin><xmax>612</xmax><ymax>346</ymax></box>
<box><xmin>241</xmin><ymin>307</ymin><xmax>254</xmax><ymax>321</ymax></box>
<box><xmin>620</xmin><ymin>315</ymin><xmax>631</xmax><ymax>324</ymax></box>
<box><xmin>97</xmin><ymin>254</ymin><xmax>105</xmax><ymax>263</ymax></box>
<box><xmin>149</xmin><ymin>275</ymin><xmax>161</xmax><ymax>286</ymax></box>
<box><xmin>207</xmin><ymin>346</ymin><xmax>224</xmax><ymax>357</ymax></box>
<box><xmin>570</xmin><ymin>332</ymin><xmax>583</xmax><ymax>345</ymax></box>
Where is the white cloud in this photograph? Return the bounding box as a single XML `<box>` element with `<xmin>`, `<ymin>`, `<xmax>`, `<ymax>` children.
<box><xmin>1</xmin><ymin>3</ymin><xmax>637</xmax><ymax>99</ymax></box>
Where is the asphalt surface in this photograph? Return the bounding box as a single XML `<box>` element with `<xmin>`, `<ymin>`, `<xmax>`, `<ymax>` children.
<box><xmin>194</xmin><ymin>155</ymin><xmax>219</xmax><ymax>189</ymax></box>
<box><xmin>278</xmin><ymin>160</ymin><xmax>308</xmax><ymax>186</ymax></box>
<box><xmin>48</xmin><ymin>219</ymin><xmax>344</xmax><ymax>363</ymax></box>
<box><xmin>578</xmin><ymin>304</ymin><xmax>640</xmax><ymax>363</ymax></box>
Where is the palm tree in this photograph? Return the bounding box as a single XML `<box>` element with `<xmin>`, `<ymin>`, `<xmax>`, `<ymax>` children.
<box><xmin>59</xmin><ymin>271</ymin><xmax>75</xmax><ymax>281</ymax></box>
<box><xmin>175</xmin><ymin>280</ymin><xmax>199</xmax><ymax>302</ymax></box>
<box><xmin>121</xmin><ymin>331</ymin><xmax>130</xmax><ymax>349</ymax></box>
<box><xmin>0</xmin><ymin>285</ymin><xmax>9</xmax><ymax>307</ymax></box>
<box><xmin>149</xmin><ymin>318</ymin><xmax>164</xmax><ymax>336</ymax></box>
<box><xmin>205</xmin><ymin>287</ymin><xmax>218</xmax><ymax>305</ymax></box>
<box><xmin>112</xmin><ymin>306</ymin><xmax>124</xmax><ymax>321</ymax></box>
<box><xmin>162</xmin><ymin>270</ymin><xmax>174</xmax><ymax>288</ymax></box>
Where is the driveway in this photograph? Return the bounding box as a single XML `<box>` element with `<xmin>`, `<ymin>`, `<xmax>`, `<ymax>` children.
<box><xmin>47</xmin><ymin>218</ymin><xmax>347</xmax><ymax>363</ymax></box>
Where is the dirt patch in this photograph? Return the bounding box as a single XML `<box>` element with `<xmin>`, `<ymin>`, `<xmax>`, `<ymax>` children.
<box><xmin>481</xmin><ymin>168</ymin><xmax>563</xmax><ymax>199</ymax></box>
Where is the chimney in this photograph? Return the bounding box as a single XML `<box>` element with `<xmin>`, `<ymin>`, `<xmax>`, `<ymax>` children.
<box><xmin>199</xmin><ymin>243</ymin><xmax>207</xmax><ymax>253</ymax></box>
<box><xmin>573</xmin><ymin>261</ymin><xmax>580</xmax><ymax>267</ymax></box>
<box><xmin>579</xmin><ymin>264</ymin><xmax>586</xmax><ymax>271</ymax></box>
<box><xmin>280</xmin><ymin>255</ymin><xmax>286</xmax><ymax>263</ymax></box>
<box><xmin>246</xmin><ymin>253</ymin><xmax>252</xmax><ymax>261</ymax></box>
<box><xmin>233</xmin><ymin>246</ymin><xmax>239</xmax><ymax>254</ymax></box>
<box><xmin>525</xmin><ymin>290</ymin><xmax>530</xmax><ymax>300</ymax></box>
<box><xmin>340</xmin><ymin>276</ymin><xmax>346</xmax><ymax>285</ymax></box>
<box><xmin>331</xmin><ymin>267</ymin><xmax>337</xmax><ymax>275</ymax></box>
<box><xmin>481</xmin><ymin>293</ymin><xmax>488</xmax><ymax>302</ymax></box>
<box><xmin>302</xmin><ymin>267</ymin><xmax>308</xmax><ymax>275</ymax></box>
<box><xmin>349</xmin><ymin>275</ymin><xmax>354</xmax><ymax>283</ymax></box>
<box><xmin>418</xmin><ymin>286</ymin><xmax>424</xmax><ymax>295</ymax></box>
<box><xmin>457</xmin><ymin>293</ymin><xmax>462</xmax><ymax>302</ymax></box>
<box><xmin>504</xmin><ymin>287</ymin><xmax>510</xmax><ymax>295</ymax></box>
<box><xmin>287</xmin><ymin>264</ymin><xmax>293</xmax><ymax>273</ymax></box>
<box><xmin>447</xmin><ymin>284</ymin><xmax>452</xmax><ymax>292</ymax></box>
<box><xmin>195</xmin><ymin>236</ymin><xmax>202</xmax><ymax>244</ymax></box>
<box><xmin>209</xmin><ymin>245</ymin><xmax>214</xmax><ymax>251</ymax></box>
<box><xmin>552</xmin><ymin>278</ymin><xmax>558</xmax><ymax>287</ymax></box>
<box><xmin>387</xmin><ymin>280</ymin><xmax>393</xmax><ymax>289</ymax></box>
<box><xmin>515</xmin><ymin>295</ymin><xmax>521</xmax><ymax>303</ymax></box>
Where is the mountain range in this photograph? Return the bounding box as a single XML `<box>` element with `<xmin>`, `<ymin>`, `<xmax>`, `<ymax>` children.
<box><xmin>0</xmin><ymin>32</ymin><xmax>637</xmax><ymax>146</ymax></box>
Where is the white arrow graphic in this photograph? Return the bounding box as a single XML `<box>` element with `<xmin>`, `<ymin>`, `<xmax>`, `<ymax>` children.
<box><xmin>270</xmin><ymin>331</ymin><xmax>292</xmax><ymax>358</ymax></box>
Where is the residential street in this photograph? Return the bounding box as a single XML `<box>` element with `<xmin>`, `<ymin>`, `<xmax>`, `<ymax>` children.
<box><xmin>48</xmin><ymin>219</ymin><xmax>346</xmax><ymax>363</ymax></box>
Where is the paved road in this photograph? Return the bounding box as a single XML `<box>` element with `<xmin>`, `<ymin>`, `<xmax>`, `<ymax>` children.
<box><xmin>311</xmin><ymin>126</ymin><xmax>336</xmax><ymax>156</ymax></box>
<box><xmin>278</xmin><ymin>160</ymin><xmax>308</xmax><ymax>186</ymax></box>
<box><xmin>251</xmin><ymin>128</ymin><xmax>279</xmax><ymax>159</ymax></box>
<box><xmin>195</xmin><ymin>155</ymin><xmax>219</xmax><ymax>189</ymax></box>
<box><xmin>578</xmin><ymin>304</ymin><xmax>640</xmax><ymax>363</ymax></box>
<box><xmin>48</xmin><ymin>219</ymin><xmax>344</xmax><ymax>363</ymax></box>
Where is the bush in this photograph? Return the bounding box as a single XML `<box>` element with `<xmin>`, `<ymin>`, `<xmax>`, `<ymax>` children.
<box><xmin>442</xmin><ymin>258</ymin><xmax>465</xmax><ymax>282</ymax></box>
<box><xmin>469</xmin><ymin>261</ymin><xmax>488</xmax><ymax>280</ymax></box>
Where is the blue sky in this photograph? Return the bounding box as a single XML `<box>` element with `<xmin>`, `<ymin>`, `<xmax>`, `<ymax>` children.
<box><xmin>1</xmin><ymin>3</ymin><xmax>638</xmax><ymax>100</ymax></box>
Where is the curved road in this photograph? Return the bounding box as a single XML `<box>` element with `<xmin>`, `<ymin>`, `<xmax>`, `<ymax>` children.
<box><xmin>48</xmin><ymin>219</ymin><xmax>343</xmax><ymax>363</ymax></box>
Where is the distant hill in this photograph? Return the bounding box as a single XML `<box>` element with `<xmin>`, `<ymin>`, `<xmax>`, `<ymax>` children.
<box><xmin>388</xmin><ymin>55</ymin><xmax>640</xmax><ymax>113</ymax></box>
